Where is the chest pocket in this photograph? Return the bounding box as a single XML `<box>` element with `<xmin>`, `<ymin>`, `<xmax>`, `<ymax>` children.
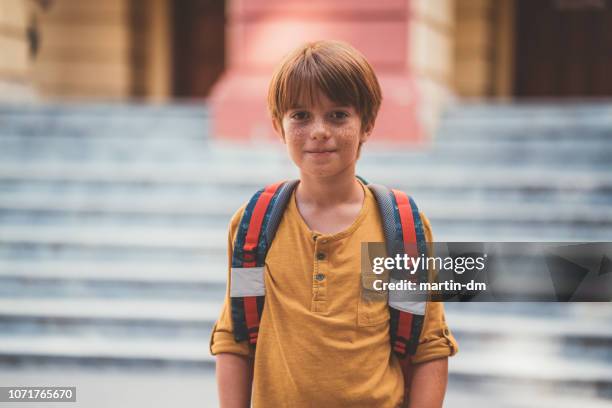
<box><xmin>357</xmin><ymin>243</ymin><xmax>390</xmax><ymax>327</ymax></box>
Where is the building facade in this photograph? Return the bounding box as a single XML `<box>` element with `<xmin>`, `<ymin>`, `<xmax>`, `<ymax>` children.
<box><xmin>1</xmin><ymin>0</ymin><xmax>610</xmax><ymax>139</ymax></box>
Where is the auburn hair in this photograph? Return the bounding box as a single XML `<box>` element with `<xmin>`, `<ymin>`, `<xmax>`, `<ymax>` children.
<box><xmin>267</xmin><ymin>40</ymin><xmax>382</xmax><ymax>134</ymax></box>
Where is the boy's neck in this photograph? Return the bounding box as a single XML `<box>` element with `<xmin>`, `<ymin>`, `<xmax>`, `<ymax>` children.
<box><xmin>296</xmin><ymin>166</ymin><xmax>363</xmax><ymax>208</ymax></box>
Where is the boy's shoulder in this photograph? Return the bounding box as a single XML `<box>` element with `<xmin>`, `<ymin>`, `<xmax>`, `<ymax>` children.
<box><xmin>228</xmin><ymin>182</ymin><xmax>432</xmax><ymax>225</ymax></box>
<box><xmin>227</xmin><ymin>182</ymin><xmax>434</xmax><ymax>242</ymax></box>
<box><xmin>227</xmin><ymin>203</ymin><xmax>247</xmax><ymax>241</ymax></box>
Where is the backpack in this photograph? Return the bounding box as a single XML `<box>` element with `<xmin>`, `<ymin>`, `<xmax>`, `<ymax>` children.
<box><xmin>229</xmin><ymin>178</ymin><xmax>429</xmax><ymax>363</ymax></box>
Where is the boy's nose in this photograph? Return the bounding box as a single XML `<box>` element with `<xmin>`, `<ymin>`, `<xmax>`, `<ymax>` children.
<box><xmin>310</xmin><ymin>120</ymin><xmax>330</xmax><ymax>140</ymax></box>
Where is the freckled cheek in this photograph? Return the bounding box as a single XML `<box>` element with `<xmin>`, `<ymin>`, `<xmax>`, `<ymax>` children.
<box><xmin>284</xmin><ymin>129</ymin><xmax>308</xmax><ymax>160</ymax></box>
<box><xmin>336</xmin><ymin>125</ymin><xmax>361</xmax><ymax>153</ymax></box>
<box><xmin>285</xmin><ymin>127</ymin><xmax>308</xmax><ymax>146</ymax></box>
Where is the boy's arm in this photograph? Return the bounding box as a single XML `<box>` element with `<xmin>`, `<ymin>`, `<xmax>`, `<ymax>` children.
<box><xmin>213</xmin><ymin>300</ymin><xmax>255</xmax><ymax>408</ymax></box>
<box><xmin>216</xmin><ymin>353</ymin><xmax>254</xmax><ymax>408</ymax></box>
<box><xmin>404</xmin><ymin>357</ymin><xmax>448</xmax><ymax>408</ymax></box>
<box><xmin>402</xmin><ymin>213</ymin><xmax>457</xmax><ymax>407</ymax></box>
<box><xmin>410</xmin><ymin>213</ymin><xmax>458</xmax><ymax>364</ymax></box>
<box><xmin>210</xmin><ymin>205</ymin><xmax>254</xmax><ymax>406</ymax></box>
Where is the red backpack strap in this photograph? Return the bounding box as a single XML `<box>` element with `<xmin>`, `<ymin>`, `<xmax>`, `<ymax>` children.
<box><xmin>230</xmin><ymin>180</ymin><xmax>299</xmax><ymax>345</ymax></box>
<box><xmin>389</xmin><ymin>189</ymin><xmax>428</xmax><ymax>356</ymax></box>
<box><xmin>369</xmin><ymin>183</ymin><xmax>429</xmax><ymax>399</ymax></box>
<box><xmin>367</xmin><ymin>184</ymin><xmax>429</xmax><ymax>358</ymax></box>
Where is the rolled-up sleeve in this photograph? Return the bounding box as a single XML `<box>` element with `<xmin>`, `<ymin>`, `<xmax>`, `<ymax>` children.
<box><xmin>411</xmin><ymin>212</ymin><xmax>459</xmax><ymax>364</ymax></box>
<box><xmin>209</xmin><ymin>205</ymin><xmax>253</xmax><ymax>358</ymax></box>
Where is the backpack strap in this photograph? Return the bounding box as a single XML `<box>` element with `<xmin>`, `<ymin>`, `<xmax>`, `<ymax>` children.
<box><xmin>367</xmin><ymin>184</ymin><xmax>428</xmax><ymax>359</ymax></box>
<box><xmin>230</xmin><ymin>180</ymin><xmax>299</xmax><ymax>344</ymax></box>
<box><xmin>230</xmin><ymin>178</ymin><xmax>428</xmax><ymax>359</ymax></box>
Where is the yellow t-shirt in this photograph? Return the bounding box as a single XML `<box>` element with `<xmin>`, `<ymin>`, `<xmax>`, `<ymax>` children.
<box><xmin>210</xmin><ymin>183</ymin><xmax>459</xmax><ymax>407</ymax></box>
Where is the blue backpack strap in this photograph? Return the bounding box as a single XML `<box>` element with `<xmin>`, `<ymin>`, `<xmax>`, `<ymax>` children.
<box><xmin>230</xmin><ymin>180</ymin><xmax>299</xmax><ymax>344</ymax></box>
<box><xmin>368</xmin><ymin>183</ymin><xmax>428</xmax><ymax>359</ymax></box>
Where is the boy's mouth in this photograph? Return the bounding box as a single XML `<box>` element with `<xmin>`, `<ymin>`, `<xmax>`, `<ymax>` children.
<box><xmin>305</xmin><ymin>149</ymin><xmax>337</xmax><ymax>154</ymax></box>
<box><xmin>305</xmin><ymin>150</ymin><xmax>337</xmax><ymax>158</ymax></box>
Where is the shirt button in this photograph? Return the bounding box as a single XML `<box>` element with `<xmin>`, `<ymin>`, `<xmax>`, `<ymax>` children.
<box><xmin>316</xmin><ymin>252</ymin><xmax>326</xmax><ymax>261</ymax></box>
<box><xmin>443</xmin><ymin>328</ymin><xmax>450</xmax><ymax>335</ymax></box>
<box><xmin>315</xmin><ymin>274</ymin><xmax>325</xmax><ymax>281</ymax></box>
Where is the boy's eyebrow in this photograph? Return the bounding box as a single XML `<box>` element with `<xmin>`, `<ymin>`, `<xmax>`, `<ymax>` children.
<box><xmin>288</xmin><ymin>104</ymin><xmax>352</xmax><ymax>110</ymax></box>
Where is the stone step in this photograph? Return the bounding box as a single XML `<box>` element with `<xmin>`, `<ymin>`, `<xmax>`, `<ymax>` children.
<box><xmin>437</xmin><ymin>127</ymin><xmax>612</xmax><ymax>142</ymax></box>
<box><xmin>0</xmin><ymin>121</ymin><xmax>209</xmax><ymax>140</ymax></box>
<box><xmin>2</xmin><ymin>194</ymin><xmax>611</xmax><ymax>226</ymax></box>
<box><xmin>0</xmin><ymin>280</ymin><xmax>224</xmax><ymax>304</ymax></box>
<box><xmin>0</xmin><ymin>253</ymin><xmax>605</xmax><ymax>302</ymax></box>
<box><xmin>368</xmin><ymin>141</ymin><xmax>612</xmax><ymax>169</ymax></box>
<box><xmin>438</xmin><ymin>104</ymin><xmax>612</xmax><ymax>141</ymax></box>
<box><xmin>1</xmin><ymin>163</ymin><xmax>610</xmax><ymax>191</ymax></box>
<box><xmin>1</xmin><ymin>153</ymin><xmax>608</xmax><ymax>172</ymax></box>
<box><xmin>1</xmin><ymin>149</ymin><xmax>610</xmax><ymax>174</ymax></box>
<box><xmin>0</xmin><ymin>297</ymin><xmax>608</xmax><ymax>342</ymax></box>
<box><xmin>454</xmin><ymin>334</ymin><xmax>611</xmax><ymax>370</ymax></box>
<box><xmin>441</xmin><ymin>103</ymin><xmax>612</xmax><ymax>120</ymax></box>
<box><xmin>446</xmin><ymin>311</ymin><xmax>612</xmax><ymax>339</ymax></box>
<box><xmin>0</xmin><ymin>317</ymin><xmax>609</xmax><ymax>386</ymax></box>
<box><xmin>0</xmin><ymin>194</ymin><xmax>240</xmax><ymax>216</ymax></box>
<box><xmin>0</xmin><ymin>244</ymin><xmax>217</xmax><ymax>264</ymax></box>
<box><xmin>0</xmin><ymin>102</ymin><xmax>208</xmax><ymax>115</ymax></box>
<box><xmin>1</xmin><ymin>365</ymin><xmax>610</xmax><ymax>408</ymax></box>
<box><xmin>0</xmin><ymin>366</ymin><xmax>220</xmax><ymax>408</ymax></box>
<box><xmin>2</xmin><ymin>136</ymin><xmax>610</xmax><ymax>163</ymax></box>
<box><xmin>1</xmin><ymin>224</ymin><xmax>609</xmax><ymax>252</ymax></box>
<box><xmin>446</xmin><ymin>381</ymin><xmax>612</xmax><ymax>408</ymax></box>
<box><xmin>3</xmin><ymin>181</ymin><xmax>610</xmax><ymax>207</ymax></box>
<box><xmin>0</xmin><ymin>298</ymin><xmax>220</xmax><ymax>323</ymax></box>
<box><xmin>0</xmin><ymin>259</ymin><xmax>227</xmax><ymax>284</ymax></box>
<box><xmin>451</xmin><ymin>349</ymin><xmax>612</xmax><ymax>384</ymax></box>
<box><xmin>0</xmin><ymin>335</ymin><xmax>215</xmax><ymax>363</ymax></box>
<box><xmin>0</xmin><ymin>162</ymin><xmax>295</xmax><ymax>185</ymax></box>
<box><xmin>0</xmin><ymin>268</ymin><xmax>226</xmax><ymax>301</ymax></box>
<box><xmin>0</xmin><ymin>225</ymin><xmax>226</xmax><ymax>251</ymax></box>
<box><xmin>0</xmin><ymin>103</ymin><xmax>210</xmax><ymax>139</ymax></box>
<box><xmin>0</xmin><ymin>252</ymin><xmax>605</xmax><ymax>300</ymax></box>
<box><xmin>445</xmin><ymin>302</ymin><xmax>612</xmax><ymax>321</ymax></box>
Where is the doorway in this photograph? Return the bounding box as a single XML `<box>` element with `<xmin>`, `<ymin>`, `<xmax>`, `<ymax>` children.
<box><xmin>514</xmin><ymin>0</ymin><xmax>612</xmax><ymax>97</ymax></box>
<box><xmin>172</xmin><ymin>0</ymin><xmax>225</xmax><ymax>98</ymax></box>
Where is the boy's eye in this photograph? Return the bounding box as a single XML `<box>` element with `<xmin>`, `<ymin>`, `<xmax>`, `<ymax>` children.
<box><xmin>291</xmin><ymin>111</ymin><xmax>309</xmax><ymax>120</ymax></box>
<box><xmin>331</xmin><ymin>111</ymin><xmax>348</xmax><ymax>120</ymax></box>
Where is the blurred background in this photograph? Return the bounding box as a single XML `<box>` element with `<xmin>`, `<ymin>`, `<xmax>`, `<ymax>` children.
<box><xmin>0</xmin><ymin>0</ymin><xmax>611</xmax><ymax>407</ymax></box>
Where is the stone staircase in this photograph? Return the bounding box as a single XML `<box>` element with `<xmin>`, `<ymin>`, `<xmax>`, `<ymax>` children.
<box><xmin>0</xmin><ymin>102</ymin><xmax>611</xmax><ymax>407</ymax></box>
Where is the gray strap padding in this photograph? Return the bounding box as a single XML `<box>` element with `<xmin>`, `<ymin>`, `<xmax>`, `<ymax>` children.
<box><xmin>389</xmin><ymin>302</ymin><xmax>426</xmax><ymax>315</ymax></box>
<box><xmin>367</xmin><ymin>184</ymin><xmax>399</xmax><ymax>256</ymax></box>
<box><xmin>230</xmin><ymin>180</ymin><xmax>297</xmax><ymax>299</ymax></box>
<box><xmin>368</xmin><ymin>184</ymin><xmax>426</xmax><ymax>315</ymax></box>
<box><xmin>230</xmin><ymin>267</ymin><xmax>266</xmax><ymax>297</ymax></box>
<box><xmin>264</xmin><ymin>179</ymin><xmax>299</xmax><ymax>246</ymax></box>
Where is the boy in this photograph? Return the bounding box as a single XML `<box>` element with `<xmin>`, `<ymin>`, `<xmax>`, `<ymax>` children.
<box><xmin>210</xmin><ymin>40</ymin><xmax>458</xmax><ymax>408</ymax></box>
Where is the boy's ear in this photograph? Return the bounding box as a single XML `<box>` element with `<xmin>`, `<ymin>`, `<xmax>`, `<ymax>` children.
<box><xmin>272</xmin><ymin>118</ymin><xmax>286</xmax><ymax>143</ymax></box>
<box><xmin>360</xmin><ymin>122</ymin><xmax>374</xmax><ymax>143</ymax></box>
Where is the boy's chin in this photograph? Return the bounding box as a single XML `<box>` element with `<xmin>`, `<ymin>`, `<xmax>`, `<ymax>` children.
<box><xmin>300</xmin><ymin>165</ymin><xmax>351</xmax><ymax>179</ymax></box>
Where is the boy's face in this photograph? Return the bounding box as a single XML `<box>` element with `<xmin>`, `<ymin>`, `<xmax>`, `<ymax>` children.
<box><xmin>276</xmin><ymin>88</ymin><xmax>371</xmax><ymax>178</ymax></box>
